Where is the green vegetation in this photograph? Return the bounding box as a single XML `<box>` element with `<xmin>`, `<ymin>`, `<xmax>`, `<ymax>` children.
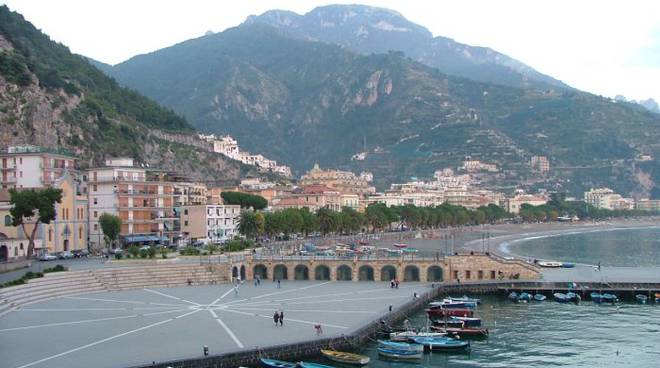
<box><xmin>179</xmin><ymin>246</ymin><xmax>201</xmax><ymax>256</ymax></box>
<box><xmin>98</xmin><ymin>213</ymin><xmax>121</xmax><ymax>249</ymax></box>
<box><xmin>224</xmin><ymin>239</ymin><xmax>256</xmax><ymax>252</ymax></box>
<box><xmin>9</xmin><ymin>187</ymin><xmax>63</xmax><ymax>257</ymax></box>
<box><xmin>238</xmin><ymin>211</ymin><xmax>265</xmax><ymax>239</ymax></box>
<box><xmin>1</xmin><ymin>265</ymin><xmax>66</xmax><ymax>288</ymax></box>
<box><xmin>221</xmin><ymin>191</ymin><xmax>268</xmax><ymax>210</ymax></box>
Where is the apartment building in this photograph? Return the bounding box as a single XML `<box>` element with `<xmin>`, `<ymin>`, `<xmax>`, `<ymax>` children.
<box><xmin>584</xmin><ymin>188</ymin><xmax>633</xmax><ymax>210</ymax></box>
<box><xmin>1</xmin><ymin>145</ymin><xmax>76</xmax><ymax>189</ymax></box>
<box><xmin>271</xmin><ymin>185</ymin><xmax>342</xmax><ymax>212</ymax></box>
<box><xmin>180</xmin><ymin>204</ymin><xmax>240</xmax><ymax>244</ymax></box>
<box><xmin>300</xmin><ymin>164</ymin><xmax>375</xmax><ymax>196</ymax></box>
<box><xmin>504</xmin><ymin>194</ymin><xmax>548</xmax><ymax>214</ymax></box>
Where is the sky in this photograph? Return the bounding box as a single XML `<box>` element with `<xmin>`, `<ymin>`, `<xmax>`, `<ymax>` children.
<box><xmin>2</xmin><ymin>0</ymin><xmax>659</xmax><ymax>102</ymax></box>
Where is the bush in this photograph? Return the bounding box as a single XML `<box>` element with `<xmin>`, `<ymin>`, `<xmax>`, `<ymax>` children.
<box><xmin>43</xmin><ymin>264</ymin><xmax>65</xmax><ymax>273</ymax></box>
<box><xmin>160</xmin><ymin>247</ymin><xmax>168</xmax><ymax>259</ymax></box>
<box><xmin>147</xmin><ymin>246</ymin><xmax>157</xmax><ymax>259</ymax></box>
<box><xmin>224</xmin><ymin>239</ymin><xmax>255</xmax><ymax>252</ymax></box>
<box><xmin>179</xmin><ymin>246</ymin><xmax>201</xmax><ymax>256</ymax></box>
<box><xmin>114</xmin><ymin>252</ymin><xmax>123</xmax><ymax>260</ymax></box>
<box><xmin>139</xmin><ymin>248</ymin><xmax>148</xmax><ymax>258</ymax></box>
<box><xmin>127</xmin><ymin>245</ymin><xmax>140</xmax><ymax>258</ymax></box>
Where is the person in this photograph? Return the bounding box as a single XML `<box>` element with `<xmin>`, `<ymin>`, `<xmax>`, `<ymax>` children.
<box><xmin>598</xmin><ymin>261</ymin><xmax>601</xmax><ymax>271</ymax></box>
<box><xmin>314</xmin><ymin>323</ymin><xmax>323</xmax><ymax>335</ymax></box>
<box><xmin>257</xmin><ymin>275</ymin><xmax>261</xmax><ymax>285</ymax></box>
<box><xmin>277</xmin><ymin>279</ymin><xmax>281</xmax><ymax>289</ymax></box>
<box><xmin>390</xmin><ymin>279</ymin><xmax>395</xmax><ymax>288</ymax></box>
<box><xmin>273</xmin><ymin>311</ymin><xmax>280</xmax><ymax>327</ymax></box>
<box><xmin>395</xmin><ymin>279</ymin><xmax>399</xmax><ymax>289</ymax></box>
<box><xmin>279</xmin><ymin>311</ymin><xmax>284</xmax><ymax>326</ymax></box>
<box><xmin>234</xmin><ymin>285</ymin><xmax>239</xmax><ymax>295</ymax></box>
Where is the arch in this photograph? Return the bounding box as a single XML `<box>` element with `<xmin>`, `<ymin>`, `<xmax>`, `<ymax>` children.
<box><xmin>404</xmin><ymin>265</ymin><xmax>420</xmax><ymax>282</ymax></box>
<box><xmin>14</xmin><ymin>247</ymin><xmax>18</xmax><ymax>257</ymax></box>
<box><xmin>253</xmin><ymin>264</ymin><xmax>268</xmax><ymax>280</ymax></box>
<box><xmin>336</xmin><ymin>265</ymin><xmax>352</xmax><ymax>281</ymax></box>
<box><xmin>240</xmin><ymin>265</ymin><xmax>246</xmax><ymax>280</ymax></box>
<box><xmin>0</xmin><ymin>245</ymin><xmax>8</xmax><ymax>262</ymax></box>
<box><xmin>294</xmin><ymin>264</ymin><xmax>309</xmax><ymax>280</ymax></box>
<box><xmin>380</xmin><ymin>265</ymin><xmax>397</xmax><ymax>281</ymax></box>
<box><xmin>427</xmin><ymin>266</ymin><xmax>443</xmax><ymax>282</ymax></box>
<box><xmin>358</xmin><ymin>265</ymin><xmax>374</xmax><ymax>281</ymax></box>
<box><xmin>273</xmin><ymin>264</ymin><xmax>288</xmax><ymax>280</ymax></box>
<box><xmin>232</xmin><ymin>266</ymin><xmax>239</xmax><ymax>278</ymax></box>
<box><xmin>315</xmin><ymin>265</ymin><xmax>330</xmax><ymax>280</ymax></box>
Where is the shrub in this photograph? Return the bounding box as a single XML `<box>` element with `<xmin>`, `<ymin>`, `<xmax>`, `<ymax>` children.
<box><xmin>114</xmin><ymin>252</ymin><xmax>123</xmax><ymax>260</ymax></box>
<box><xmin>127</xmin><ymin>245</ymin><xmax>139</xmax><ymax>258</ymax></box>
<box><xmin>179</xmin><ymin>246</ymin><xmax>200</xmax><ymax>256</ymax></box>
<box><xmin>139</xmin><ymin>248</ymin><xmax>148</xmax><ymax>258</ymax></box>
<box><xmin>147</xmin><ymin>246</ymin><xmax>157</xmax><ymax>259</ymax></box>
<box><xmin>160</xmin><ymin>247</ymin><xmax>168</xmax><ymax>259</ymax></box>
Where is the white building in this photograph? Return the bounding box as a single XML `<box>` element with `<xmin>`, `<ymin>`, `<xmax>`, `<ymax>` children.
<box><xmin>1</xmin><ymin>145</ymin><xmax>76</xmax><ymax>189</ymax></box>
<box><xmin>584</xmin><ymin>188</ymin><xmax>633</xmax><ymax>210</ymax></box>
<box><xmin>180</xmin><ymin>205</ymin><xmax>240</xmax><ymax>244</ymax></box>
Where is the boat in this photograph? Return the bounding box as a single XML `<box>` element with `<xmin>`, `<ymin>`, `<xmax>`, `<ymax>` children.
<box><xmin>402</xmin><ymin>247</ymin><xmax>419</xmax><ymax>253</ymax></box>
<box><xmin>390</xmin><ymin>331</ymin><xmax>446</xmax><ymax>342</ymax></box>
<box><xmin>432</xmin><ymin>316</ymin><xmax>482</xmax><ymax>328</ymax></box>
<box><xmin>508</xmin><ymin>291</ymin><xmax>519</xmax><ymax>301</ymax></box>
<box><xmin>320</xmin><ymin>350</ymin><xmax>370</xmax><ymax>365</ymax></box>
<box><xmin>562</xmin><ymin>262</ymin><xmax>576</xmax><ymax>268</ymax></box>
<box><xmin>447</xmin><ymin>296</ymin><xmax>482</xmax><ymax>305</ymax></box>
<box><xmin>298</xmin><ymin>362</ymin><xmax>335</xmax><ymax>368</ymax></box>
<box><xmin>430</xmin><ymin>325</ymin><xmax>489</xmax><ymax>339</ymax></box>
<box><xmin>377</xmin><ymin>347</ymin><xmax>422</xmax><ymax>361</ymax></box>
<box><xmin>655</xmin><ymin>293</ymin><xmax>660</xmax><ymax>303</ymax></box>
<box><xmin>533</xmin><ymin>293</ymin><xmax>547</xmax><ymax>301</ymax></box>
<box><xmin>538</xmin><ymin>261</ymin><xmax>563</xmax><ymax>268</ymax></box>
<box><xmin>591</xmin><ymin>292</ymin><xmax>604</xmax><ymax>303</ymax></box>
<box><xmin>517</xmin><ymin>292</ymin><xmax>532</xmax><ymax>303</ymax></box>
<box><xmin>393</xmin><ymin>243</ymin><xmax>409</xmax><ymax>248</ymax></box>
<box><xmin>429</xmin><ymin>299</ymin><xmax>476</xmax><ymax>309</ymax></box>
<box><xmin>378</xmin><ymin>340</ymin><xmax>424</xmax><ymax>352</ymax></box>
<box><xmin>636</xmin><ymin>294</ymin><xmax>648</xmax><ymax>304</ymax></box>
<box><xmin>554</xmin><ymin>293</ymin><xmax>570</xmax><ymax>303</ymax></box>
<box><xmin>602</xmin><ymin>293</ymin><xmax>619</xmax><ymax>303</ymax></box>
<box><xmin>409</xmin><ymin>336</ymin><xmax>471</xmax><ymax>352</ymax></box>
<box><xmin>358</xmin><ymin>240</ymin><xmax>369</xmax><ymax>245</ymax></box>
<box><xmin>426</xmin><ymin>308</ymin><xmax>474</xmax><ymax>318</ymax></box>
<box><xmin>566</xmin><ymin>292</ymin><xmax>581</xmax><ymax>304</ymax></box>
<box><xmin>260</xmin><ymin>358</ymin><xmax>297</xmax><ymax>368</ymax></box>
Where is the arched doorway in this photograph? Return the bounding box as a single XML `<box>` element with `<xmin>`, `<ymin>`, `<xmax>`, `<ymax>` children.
<box><xmin>294</xmin><ymin>265</ymin><xmax>309</xmax><ymax>280</ymax></box>
<box><xmin>358</xmin><ymin>265</ymin><xmax>374</xmax><ymax>281</ymax></box>
<box><xmin>232</xmin><ymin>266</ymin><xmax>238</xmax><ymax>278</ymax></box>
<box><xmin>404</xmin><ymin>265</ymin><xmax>420</xmax><ymax>281</ymax></box>
<box><xmin>315</xmin><ymin>265</ymin><xmax>330</xmax><ymax>280</ymax></box>
<box><xmin>380</xmin><ymin>265</ymin><xmax>397</xmax><ymax>281</ymax></box>
<box><xmin>273</xmin><ymin>264</ymin><xmax>288</xmax><ymax>280</ymax></box>
<box><xmin>253</xmin><ymin>264</ymin><xmax>268</xmax><ymax>280</ymax></box>
<box><xmin>240</xmin><ymin>265</ymin><xmax>246</xmax><ymax>280</ymax></box>
<box><xmin>427</xmin><ymin>266</ymin><xmax>443</xmax><ymax>282</ymax></box>
<box><xmin>336</xmin><ymin>265</ymin><xmax>352</xmax><ymax>281</ymax></box>
<box><xmin>0</xmin><ymin>245</ymin><xmax>7</xmax><ymax>262</ymax></box>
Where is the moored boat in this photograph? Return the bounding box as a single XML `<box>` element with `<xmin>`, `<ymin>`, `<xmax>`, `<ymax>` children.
<box><xmin>655</xmin><ymin>293</ymin><xmax>660</xmax><ymax>303</ymax></box>
<box><xmin>566</xmin><ymin>292</ymin><xmax>581</xmax><ymax>304</ymax></box>
<box><xmin>426</xmin><ymin>307</ymin><xmax>474</xmax><ymax>318</ymax></box>
<box><xmin>298</xmin><ymin>362</ymin><xmax>335</xmax><ymax>368</ymax></box>
<box><xmin>390</xmin><ymin>331</ymin><xmax>446</xmax><ymax>342</ymax></box>
<box><xmin>377</xmin><ymin>347</ymin><xmax>422</xmax><ymax>361</ymax></box>
<box><xmin>393</xmin><ymin>243</ymin><xmax>408</xmax><ymax>248</ymax></box>
<box><xmin>429</xmin><ymin>299</ymin><xmax>477</xmax><ymax>309</ymax></box>
<box><xmin>554</xmin><ymin>293</ymin><xmax>570</xmax><ymax>303</ymax></box>
<box><xmin>447</xmin><ymin>296</ymin><xmax>482</xmax><ymax>305</ymax></box>
<box><xmin>538</xmin><ymin>261</ymin><xmax>563</xmax><ymax>268</ymax></box>
<box><xmin>602</xmin><ymin>293</ymin><xmax>618</xmax><ymax>303</ymax></box>
<box><xmin>517</xmin><ymin>292</ymin><xmax>532</xmax><ymax>303</ymax></box>
<box><xmin>533</xmin><ymin>293</ymin><xmax>547</xmax><ymax>302</ymax></box>
<box><xmin>260</xmin><ymin>358</ymin><xmax>297</xmax><ymax>368</ymax></box>
<box><xmin>636</xmin><ymin>294</ymin><xmax>648</xmax><ymax>304</ymax></box>
<box><xmin>409</xmin><ymin>336</ymin><xmax>471</xmax><ymax>352</ymax></box>
<box><xmin>508</xmin><ymin>291</ymin><xmax>519</xmax><ymax>301</ymax></box>
<box><xmin>320</xmin><ymin>350</ymin><xmax>370</xmax><ymax>365</ymax></box>
<box><xmin>430</xmin><ymin>325</ymin><xmax>489</xmax><ymax>339</ymax></box>
<box><xmin>378</xmin><ymin>340</ymin><xmax>424</xmax><ymax>352</ymax></box>
<box><xmin>591</xmin><ymin>292</ymin><xmax>604</xmax><ymax>303</ymax></box>
<box><xmin>562</xmin><ymin>262</ymin><xmax>575</xmax><ymax>268</ymax></box>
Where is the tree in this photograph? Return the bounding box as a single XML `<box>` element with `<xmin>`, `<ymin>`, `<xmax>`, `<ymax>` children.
<box><xmin>9</xmin><ymin>187</ymin><xmax>62</xmax><ymax>257</ymax></box>
<box><xmin>221</xmin><ymin>191</ymin><xmax>267</xmax><ymax>210</ymax></box>
<box><xmin>99</xmin><ymin>213</ymin><xmax>122</xmax><ymax>249</ymax></box>
<box><xmin>317</xmin><ymin>207</ymin><xmax>338</xmax><ymax>235</ymax></box>
<box><xmin>238</xmin><ymin>211</ymin><xmax>263</xmax><ymax>239</ymax></box>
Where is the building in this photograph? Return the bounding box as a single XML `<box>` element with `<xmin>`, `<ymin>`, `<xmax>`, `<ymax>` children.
<box><xmin>300</xmin><ymin>164</ymin><xmax>375</xmax><ymax>196</ymax></box>
<box><xmin>180</xmin><ymin>204</ymin><xmax>240</xmax><ymax>244</ymax></box>
<box><xmin>0</xmin><ymin>191</ymin><xmax>43</xmax><ymax>261</ymax></box>
<box><xmin>504</xmin><ymin>194</ymin><xmax>549</xmax><ymax>214</ymax></box>
<box><xmin>86</xmin><ymin>158</ymin><xmax>178</xmax><ymax>248</ymax></box>
<box><xmin>1</xmin><ymin>145</ymin><xmax>76</xmax><ymax>189</ymax></box>
<box><xmin>173</xmin><ymin>182</ymin><xmax>207</xmax><ymax>207</ymax></box>
<box><xmin>199</xmin><ymin>134</ymin><xmax>292</xmax><ymax>177</ymax></box>
<box><xmin>39</xmin><ymin>172</ymin><xmax>88</xmax><ymax>253</ymax></box>
<box><xmin>461</xmin><ymin>160</ymin><xmax>498</xmax><ymax>173</ymax></box>
<box><xmin>584</xmin><ymin>188</ymin><xmax>633</xmax><ymax>210</ymax></box>
<box><xmin>635</xmin><ymin>199</ymin><xmax>660</xmax><ymax>211</ymax></box>
<box><xmin>530</xmin><ymin>156</ymin><xmax>550</xmax><ymax>173</ymax></box>
<box><xmin>271</xmin><ymin>185</ymin><xmax>342</xmax><ymax>212</ymax></box>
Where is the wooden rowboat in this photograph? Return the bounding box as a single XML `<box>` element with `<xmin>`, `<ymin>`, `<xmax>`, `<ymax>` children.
<box><xmin>320</xmin><ymin>350</ymin><xmax>370</xmax><ymax>365</ymax></box>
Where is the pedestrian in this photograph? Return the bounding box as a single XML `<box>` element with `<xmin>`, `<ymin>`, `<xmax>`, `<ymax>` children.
<box><xmin>390</xmin><ymin>279</ymin><xmax>394</xmax><ymax>288</ymax></box>
<box><xmin>314</xmin><ymin>323</ymin><xmax>323</xmax><ymax>335</ymax></box>
<box><xmin>254</xmin><ymin>279</ymin><xmax>258</xmax><ymax>287</ymax></box>
<box><xmin>279</xmin><ymin>311</ymin><xmax>284</xmax><ymax>326</ymax></box>
<box><xmin>234</xmin><ymin>285</ymin><xmax>239</xmax><ymax>295</ymax></box>
<box><xmin>395</xmin><ymin>279</ymin><xmax>399</xmax><ymax>289</ymax></box>
<box><xmin>273</xmin><ymin>311</ymin><xmax>279</xmax><ymax>327</ymax></box>
<box><xmin>277</xmin><ymin>279</ymin><xmax>281</xmax><ymax>289</ymax></box>
<box><xmin>598</xmin><ymin>261</ymin><xmax>601</xmax><ymax>271</ymax></box>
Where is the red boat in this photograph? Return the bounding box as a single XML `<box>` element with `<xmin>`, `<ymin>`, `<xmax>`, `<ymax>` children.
<box><xmin>426</xmin><ymin>308</ymin><xmax>473</xmax><ymax>318</ymax></box>
<box><xmin>430</xmin><ymin>325</ymin><xmax>489</xmax><ymax>338</ymax></box>
<box><xmin>393</xmin><ymin>243</ymin><xmax>408</xmax><ymax>248</ymax></box>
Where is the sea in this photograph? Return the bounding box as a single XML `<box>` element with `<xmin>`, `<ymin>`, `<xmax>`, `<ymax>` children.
<box><xmin>309</xmin><ymin>227</ymin><xmax>660</xmax><ymax>367</ymax></box>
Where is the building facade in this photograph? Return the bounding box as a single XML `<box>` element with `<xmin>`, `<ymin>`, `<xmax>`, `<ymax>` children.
<box><xmin>300</xmin><ymin>164</ymin><xmax>375</xmax><ymax>196</ymax></box>
<box><xmin>1</xmin><ymin>145</ymin><xmax>76</xmax><ymax>189</ymax></box>
<box><xmin>180</xmin><ymin>205</ymin><xmax>240</xmax><ymax>244</ymax></box>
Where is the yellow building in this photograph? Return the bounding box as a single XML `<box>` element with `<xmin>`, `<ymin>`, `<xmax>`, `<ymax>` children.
<box><xmin>300</xmin><ymin>164</ymin><xmax>375</xmax><ymax>196</ymax></box>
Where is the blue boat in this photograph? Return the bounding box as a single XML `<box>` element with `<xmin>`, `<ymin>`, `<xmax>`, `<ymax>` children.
<box><xmin>377</xmin><ymin>347</ymin><xmax>423</xmax><ymax>361</ymax></box>
<box><xmin>533</xmin><ymin>293</ymin><xmax>547</xmax><ymax>301</ymax></box>
<box><xmin>508</xmin><ymin>291</ymin><xmax>519</xmax><ymax>301</ymax></box>
<box><xmin>566</xmin><ymin>292</ymin><xmax>581</xmax><ymax>304</ymax></box>
<box><xmin>562</xmin><ymin>262</ymin><xmax>575</xmax><ymax>268</ymax></box>
<box><xmin>554</xmin><ymin>293</ymin><xmax>570</xmax><ymax>303</ymax></box>
<box><xmin>298</xmin><ymin>362</ymin><xmax>335</xmax><ymax>368</ymax></box>
<box><xmin>602</xmin><ymin>293</ymin><xmax>618</xmax><ymax>303</ymax></box>
<box><xmin>409</xmin><ymin>336</ymin><xmax>471</xmax><ymax>352</ymax></box>
<box><xmin>591</xmin><ymin>292</ymin><xmax>605</xmax><ymax>303</ymax></box>
<box><xmin>449</xmin><ymin>316</ymin><xmax>482</xmax><ymax>327</ymax></box>
<box><xmin>517</xmin><ymin>292</ymin><xmax>532</xmax><ymax>302</ymax></box>
<box><xmin>260</xmin><ymin>358</ymin><xmax>297</xmax><ymax>368</ymax></box>
<box><xmin>636</xmin><ymin>294</ymin><xmax>648</xmax><ymax>304</ymax></box>
<box><xmin>430</xmin><ymin>299</ymin><xmax>477</xmax><ymax>309</ymax></box>
<box><xmin>377</xmin><ymin>340</ymin><xmax>424</xmax><ymax>352</ymax></box>
<box><xmin>447</xmin><ymin>296</ymin><xmax>482</xmax><ymax>305</ymax></box>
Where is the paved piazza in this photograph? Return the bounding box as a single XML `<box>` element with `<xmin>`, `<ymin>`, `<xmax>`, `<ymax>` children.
<box><xmin>0</xmin><ymin>281</ymin><xmax>430</xmax><ymax>368</ymax></box>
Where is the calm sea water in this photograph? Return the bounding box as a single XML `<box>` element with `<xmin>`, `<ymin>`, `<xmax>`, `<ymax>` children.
<box><xmin>305</xmin><ymin>229</ymin><xmax>660</xmax><ymax>367</ymax></box>
<box><xmin>307</xmin><ymin>295</ymin><xmax>660</xmax><ymax>367</ymax></box>
<box><xmin>508</xmin><ymin>227</ymin><xmax>660</xmax><ymax>266</ymax></box>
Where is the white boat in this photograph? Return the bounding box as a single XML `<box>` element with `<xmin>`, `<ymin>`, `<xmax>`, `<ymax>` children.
<box><xmin>538</xmin><ymin>261</ymin><xmax>563</xmax><ymax>268</ymax></box>
<box><xmin>390</xmin><ymin>330</ymin><xmax>447</xmax><ymax>342</ymax></box>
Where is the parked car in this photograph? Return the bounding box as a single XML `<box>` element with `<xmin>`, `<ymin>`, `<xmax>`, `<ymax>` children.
<box><xmin>38</xmin><ymin>253</ymin><xmax>57</xmax><ymax>261</ymax></box>
<box><xmin>58</xmin><ymin>251</ymin><xmax>74</xmax><ymax>259</ymax></box>
<box><xmin>108</xmin><ymin>248</ymin><xmax>123</xmax><ymax>255</ymax></box>
<box><xmin>72</xmin><ymin>249</ymin><xmax>90</xmax><ymax>258</ymax></box>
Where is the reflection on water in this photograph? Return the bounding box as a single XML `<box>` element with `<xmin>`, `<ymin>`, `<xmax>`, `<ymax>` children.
<box><xmin>509</xmin><ymin>228</ymin><xmax>660</xmax><ymax>266</ymax></box>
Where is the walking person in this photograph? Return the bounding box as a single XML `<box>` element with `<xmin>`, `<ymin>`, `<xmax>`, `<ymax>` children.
<box><xmin>273</xmin><ymin>311</ymin><xmax>280</xmax><ymax>327</ymax></box>
<box><xmin>395</xmin><ymin>279</ymin><xmax>399</xmax><ymax>289</ymax></box>
<box><xmin>277</xmin><ymin>279</ymin><xmax>281</xmax><ymax>289</ymax></box>
<box><xmin>390</xmin><ymin>279</ymin><xmax>395</xmax><ymax>288</ymax></box>
<box><xmin>279</xmin><ymin>311</ymin><xmax>284</xmax><ymax>326</ymax></box>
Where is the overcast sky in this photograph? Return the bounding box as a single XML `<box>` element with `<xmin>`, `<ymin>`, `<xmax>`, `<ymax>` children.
<box><xmin>3</xmin><ymin>0</ymin><xmax>659</xmax><ymax>102</ymax></box>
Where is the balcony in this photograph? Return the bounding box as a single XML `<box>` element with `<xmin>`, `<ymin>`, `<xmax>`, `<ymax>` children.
<box><xmin>1</xmin><ymin>176</ymin><xmax>17</xmax><ymax>183</ymax></box>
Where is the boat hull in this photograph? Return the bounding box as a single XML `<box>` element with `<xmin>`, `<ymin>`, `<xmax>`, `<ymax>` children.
<box><xmin>426</xmin><ymin>308</ymin><xmax>474</xmax><ymax>318</ymax></box>
<box><xmin>378</xmin><ymin>340</ymin><xmax>424</xmax><ymax>352</ymax></box>
<box><xmin>260</xmin><ymin>358</ymin><xmax>297</xmax><ymax>368</ymax></box>
<box><xmin>377</xmin><ymin>347</ymin><xmax>422</xmax><ymax>360</ymax></box>
<box><xmin>533</xmin><ymin>294</ymin><xmax>547</xmax><ymax>301</ymax></box>
<box><xmin>430</xmin><ymin>325</ymin><xmax>489</xmax><ymax>339</ymax></box>
<box><xmin>409</xmin><ymin>336</ymin><xmax>471</xmax><ymax>352</ymax></box>
<box><xmin>320</xmin><ymin>350</ymin><xmax>370</xmax><ymax>365</ymax></box>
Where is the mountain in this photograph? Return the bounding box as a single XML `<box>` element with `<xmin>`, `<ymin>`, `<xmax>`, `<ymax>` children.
<box><xmin>0</xmin><ymin>6</ymin><xmax>262</xmax><ymax>185</ymax></box>
<box><xmin>106</xmin><ymin>22</ymin><xmax>660</xmax><ymax>196</ymax></box>
<box><xmin>83</xmin><ymin>56</ymin><xmax>113</xmax><ymax>75</ymax></box>
<box><xmin>244</xmin><ymin>4</ymin><xmax>568</xmax><ymax>90</ymax></box>
<box><xmin>638</xmin><ymin>98</ymin><xmax>660</xmax><ymax>114</ymax></box>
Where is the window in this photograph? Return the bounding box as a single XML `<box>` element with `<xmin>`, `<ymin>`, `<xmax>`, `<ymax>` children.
<box><xmin>4</xmin><ymin>214</ymin><xmax>11</xmax><ymax>226</ymax></box>
<box><xmin>490</xmin><ymin>270</ymin><xmax>496</xmax><ymax>279</ymax></box>
<box><xmin>465</xmin><ymin>270</ymin><xmax>471</xmax><ymax>279</ymax></box>
<box><xmin>184</xmin><ymin>220</ymin><xmax>188</xmax><ymax>226</ymax></box>
<box><xmin>19</xmin><ymin>157</ymin><xmax>22</xmax><ymax>164</ymax></box>
<box><xmin>478</xmin><ymin>270</ymin><xmax>484</xmax><ymax>280</ymax></box>
<box><xmin>48</xmin><ymin>229</ymin><xmax>52</xmax><ymax>242</ymax></box>
<box><xmin>19</xmin><ymin>243</ymin><xmax>23</xmax><ymax>250</ymax></box>
<box><xmin>19</xmin><ymin>171</ymin><xmax>23</xmax><ymax>178</ymax></box>
<box><xmin>453</xmin><ymin>270</ymin><xmax>459</xmax><ymax>280</ymax></box>
<box><xmin>14</xmin><ymin>247</ymin><xmax>18</xmax><ymax>256</ymax></box>
<box><xmin>94</xmin><ymin>224</ymin><xmax>98</xmax><ymax>231</ymax></box>
<box><xmin>94</xmin><ymin>211</ymin><xmax>98</xmax><ymax>218</ymax></box>
<box><xmin>93</xmin><ymin>184</ymin><xmax>97</xmax><ymax>192</ymax></box>
<box><xmin>79</xmin><ymin>226</ymin><xmax>83</xmax><ymax>239</ymax></box>
<box><xmin>93</xmin><ymin>198</ymin><xmax>98</xmax><ymax>205</ymax></box>
<box><xmin>184</xmin><ymin>209</ymin><xmax>188</xmax><ymax>215</ymax></box>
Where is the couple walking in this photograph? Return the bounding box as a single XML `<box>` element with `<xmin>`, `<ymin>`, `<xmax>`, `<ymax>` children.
<box><xmin>273</xmin><ymin>311</ymin><xmax>284</xmax><ymax>326</ymax></box>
